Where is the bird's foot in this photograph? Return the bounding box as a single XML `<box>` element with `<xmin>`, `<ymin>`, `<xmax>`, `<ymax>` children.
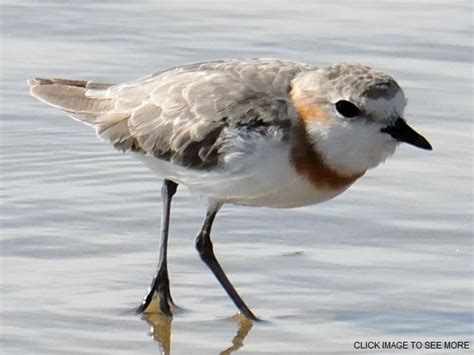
<box><xmin>136</xmin><ymin>280</ymin><xmax>176</xmax><ymax>316</ymax></box>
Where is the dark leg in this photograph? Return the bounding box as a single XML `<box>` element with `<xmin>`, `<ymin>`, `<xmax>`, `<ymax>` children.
<box><xmin>195</xmin><ymin>202</ymin><xmax>259</xmax><ymax>321</ymax></box>
<box><xmin>136</xmin><ymin>179</ymin><xmax>178</xmax><ymax>316</ymax></box>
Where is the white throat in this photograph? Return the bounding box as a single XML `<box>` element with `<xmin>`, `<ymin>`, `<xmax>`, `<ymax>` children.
<box><xmin>305</xmin><ymin>119</ymin><xmax>398</xmax><ymax>176</ymax></box>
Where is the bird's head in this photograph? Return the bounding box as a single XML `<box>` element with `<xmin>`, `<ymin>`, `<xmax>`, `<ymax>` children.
<box><xmin>290</xmin><ymin>63</ymin><xmax>432</xmax><ymax>176</ymax></box>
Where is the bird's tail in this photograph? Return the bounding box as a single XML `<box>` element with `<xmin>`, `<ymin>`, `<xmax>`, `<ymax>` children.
<box><xmin>27</xmin><ymin>77</ymin><xmax>116</xmax><ymax>124</ymax></box>
<box><xmin>28</xmin><ymin>78</ymin><xmax>139</xmax><ymax>152</ymax></box>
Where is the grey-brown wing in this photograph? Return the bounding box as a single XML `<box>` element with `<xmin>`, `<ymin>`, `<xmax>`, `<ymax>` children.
<box><xmin>29</xmin><ymin>59</ymin><xmax>314</xmax><ymax>169</ymax></box>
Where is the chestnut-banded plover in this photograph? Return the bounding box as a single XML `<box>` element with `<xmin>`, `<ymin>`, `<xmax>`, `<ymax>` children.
<box><xmin>28</xmin><ymin>59</ymin><xmax>432</xmax><ymax>320</ymax></box>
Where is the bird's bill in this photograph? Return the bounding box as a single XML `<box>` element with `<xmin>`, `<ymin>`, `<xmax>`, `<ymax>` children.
<box><xmin>381</xmin><ymin>118</ymin><xmax>432</xmax><ymax>150</ymax></box>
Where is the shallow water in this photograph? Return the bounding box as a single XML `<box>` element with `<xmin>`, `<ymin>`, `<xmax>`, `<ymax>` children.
<box><xmin>1</xmin><ymin>0</ymin><xmax>472</xmax><ymax>354</ymax></box>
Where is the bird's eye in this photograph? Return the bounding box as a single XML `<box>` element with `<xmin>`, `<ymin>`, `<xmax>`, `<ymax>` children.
<box><xmin>335</xmin><ymin>100</ymin><xmax>361</xmax><ymax>118</ymax></box>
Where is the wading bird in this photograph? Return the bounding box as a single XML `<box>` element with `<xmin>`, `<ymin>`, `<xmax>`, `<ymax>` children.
<box><xmin>29</xmin><ymin>59</ymin><xmax>432</xmax><ymax>320</ymax></box>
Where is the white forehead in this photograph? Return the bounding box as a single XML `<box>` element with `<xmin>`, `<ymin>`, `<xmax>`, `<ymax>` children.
<box><xmin>363</xmin><ymin>90</ymin><xmax>407</xmax><ymax>121</ymax></box>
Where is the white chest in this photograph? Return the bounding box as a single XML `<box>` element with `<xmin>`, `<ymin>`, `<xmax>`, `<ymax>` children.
<box><xmin>132</xmin><ymin>141</ymin><xmax>349</xmax><ymax>208</ymax></box>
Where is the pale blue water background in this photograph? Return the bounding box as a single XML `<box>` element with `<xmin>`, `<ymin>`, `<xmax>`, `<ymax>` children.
<box><xmin>1</xmin><ymin>0</ymin><xmax>472</xmax><ymax>354</ymax></box>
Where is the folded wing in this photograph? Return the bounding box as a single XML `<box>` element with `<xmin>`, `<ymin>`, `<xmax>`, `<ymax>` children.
<box><xmin>28</xmin><ymin>59</ymin><xmax>313</xmax><ymax>169</ymax></box>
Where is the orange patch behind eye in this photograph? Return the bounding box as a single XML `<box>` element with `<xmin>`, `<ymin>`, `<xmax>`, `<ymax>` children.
<box><xmin>290</xmin><ymin>91</ymin><xmax>330</xmax><ymax>123</ymax></box>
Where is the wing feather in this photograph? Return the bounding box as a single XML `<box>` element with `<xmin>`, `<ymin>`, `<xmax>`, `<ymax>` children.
<box><xmin>29</xmin><ymin>59</ymin><xmax>316</xmax><ymax>169</ymax></box>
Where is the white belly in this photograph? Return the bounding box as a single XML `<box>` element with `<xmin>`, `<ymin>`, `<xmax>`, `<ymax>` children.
<box><xmin>132</xmin><ymin>143</ymin><xmax>348</xmax><ymax>208</ymax></box>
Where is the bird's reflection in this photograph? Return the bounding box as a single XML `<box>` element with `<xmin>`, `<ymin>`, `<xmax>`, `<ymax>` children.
<box><xmin>219</xmin><ymin>314</ymin><xmax>253</xmax><ymax>355</ymax></box>
<box><xmin>143</xmin><ymin>312</ymin><xmax>172</xmax><ymax>355</ymax></box>
<box><xmin>142</xmin><ymin>311</ymin><xmax>253</xmax><ymax>355</ymax></box>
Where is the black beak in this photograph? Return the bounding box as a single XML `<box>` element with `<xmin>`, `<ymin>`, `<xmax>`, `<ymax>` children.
<box><xmin>381</xmin><ymin>118</ymin><xmax>432</xmax><ymax>150</ymax></box>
